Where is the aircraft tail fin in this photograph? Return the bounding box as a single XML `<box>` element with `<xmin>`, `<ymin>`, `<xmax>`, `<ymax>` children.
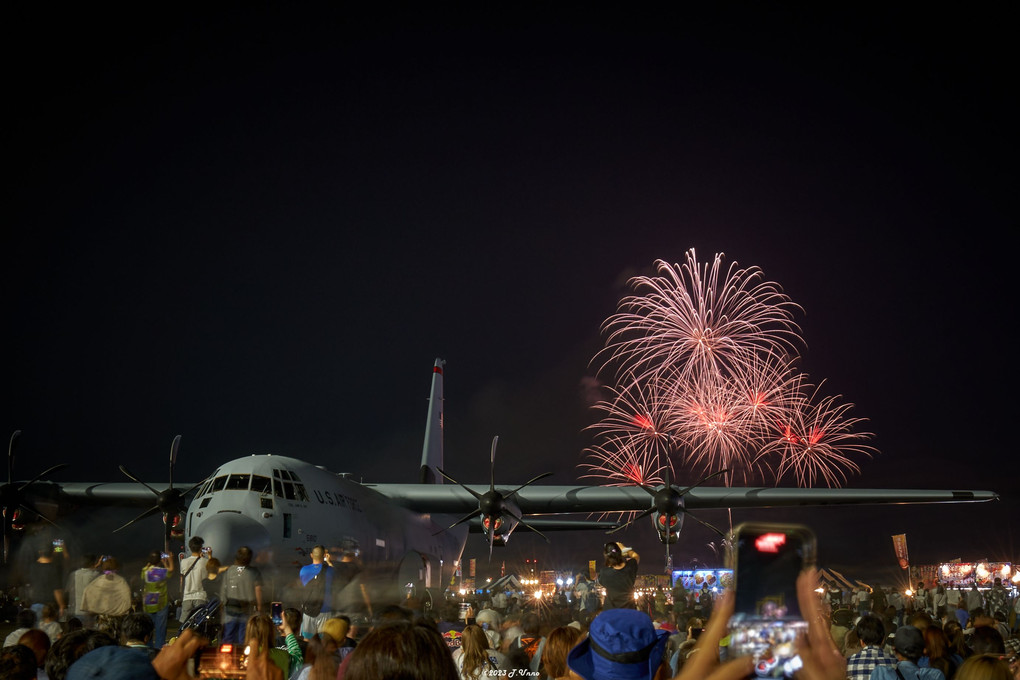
<box><xmin>420</xmin><ymin>358</ymin><xmax>445</xmax><ymax>484</ymax></box>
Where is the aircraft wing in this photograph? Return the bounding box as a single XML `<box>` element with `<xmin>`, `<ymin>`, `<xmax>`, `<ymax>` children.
<box><xmin>367</xmin><ymin>483</ymin><xmax>999</xmax><ymax>514</ymax></box>
<box><xmin>18</xmin><ymin>481</ymin><xmax>202</xmax><ymax>507</ymax></box>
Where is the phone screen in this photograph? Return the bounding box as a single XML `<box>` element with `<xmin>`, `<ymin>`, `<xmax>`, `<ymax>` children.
<box><xmin>729</xmin><ymin>523</ymin><xmax>815</xmax><ymax>679</ymax></box>
<box><xmin>271</xmin><ymin>602</ymin><xmax>283</xmax><ymax>626</ymax></box>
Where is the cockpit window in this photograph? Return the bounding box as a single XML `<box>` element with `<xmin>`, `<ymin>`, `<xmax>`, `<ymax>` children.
<box><xmin>283</xmin><ymin>482</ymin><xmax>295</xmax><ymax>500</ymax></box>
<box><xmin>225</xmin><ymin>474</ymin><xmax>251</xmax><ymax>491</ymax></box>
<box><xmin>273</xmin><ymin>478</ymin><xmax>283</xmax><ymax>498</ymax></box>
<box><xmin>251</xmin><ymin>475</ymin><xmax>272</xmax><ymax>494</ymax></box>
<box><xmin>295</xmin><ymin>484</ymin><xmax>309</xmax><ymax>502</ymax></box>
<box><xmin>211</xmin><ymin>476</ymin><xmax>227</xmax><ymax>492</ymax></box>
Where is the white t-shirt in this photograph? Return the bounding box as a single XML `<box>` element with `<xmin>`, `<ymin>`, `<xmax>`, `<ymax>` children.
<box><xmin>180</xmin><ymin>555</ymin><xmax>209</xmax><ymax>601</ymax></box>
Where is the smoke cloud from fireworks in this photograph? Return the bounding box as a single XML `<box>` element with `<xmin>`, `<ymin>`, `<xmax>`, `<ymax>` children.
<box><xmin>583</xmin><ymin>249</ymin><xmax>875</xmax><ymax>488</ymax></box>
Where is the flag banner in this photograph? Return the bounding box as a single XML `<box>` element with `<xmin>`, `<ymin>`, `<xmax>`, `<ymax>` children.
<box><xmin>469</xmin><ymin>558</ymin><xmax>476</xmax><ymax>578</ymax></box>
<box><xmin>892</xmin><ymin>534</ymin><xmax>909</xmax><ymax>569</ymax></box>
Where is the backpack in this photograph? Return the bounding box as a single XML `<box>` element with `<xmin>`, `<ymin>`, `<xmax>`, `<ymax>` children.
<box><xmin>223</xmin><ymin>566</ymin><xmax>255</xmax><ymax>616</ymax></box>
<box><xmin>300</xmin><ymin>565</ymin><xmax>330</xmax><ymax>616</ymax></box>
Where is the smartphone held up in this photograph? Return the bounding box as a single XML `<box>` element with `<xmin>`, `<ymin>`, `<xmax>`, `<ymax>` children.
<box><xmin>728</xmin><ymin>522</ymin><xmax>816</xmax><ymax>679</ymax></box>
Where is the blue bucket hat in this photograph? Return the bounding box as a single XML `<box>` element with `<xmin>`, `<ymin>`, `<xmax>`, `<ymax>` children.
<box><xmin>567</xmin><ymin>609</ymin><xmax>670</xmax><ymax>680</ymax></box>
<box><xmin>67</xmin><ymin>645</ymin><xmax>160</xmax><ymax>680</ymax></box>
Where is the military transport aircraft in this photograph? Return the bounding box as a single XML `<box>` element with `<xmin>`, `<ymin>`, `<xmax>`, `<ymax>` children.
<box><xmin>2</xmin><ymin>358</ymin><xmax>999</xmax><ymax>606</ymax></box>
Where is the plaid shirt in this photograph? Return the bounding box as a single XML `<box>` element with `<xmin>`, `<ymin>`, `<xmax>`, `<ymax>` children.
<box><xmin>846</xmin><ymin>645</ymin><xmax>897</xmax><ymax>680</ymax></box>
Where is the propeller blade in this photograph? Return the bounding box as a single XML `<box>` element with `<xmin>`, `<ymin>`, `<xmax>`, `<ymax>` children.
<box><xmin>505</xmin><ymin>472</ymin><xmax>554</xmax><ymax>499</ymax></box>
<box><xmin>118</xmin><ymin>465</ymin><xmax>162</xmax><ymax>497</ymax></box>
<box><xmin>436</xmin><ymin>469</ymin><xmax>484</xmax><ymax>501</ymax></box>
<box><xmin>179</xmin><ymin>479</ymin><xmax>207</xmax><ymax>499</ymax></box>
<box><xmin>606</xmin><ymin>507</ymin><xmax>655</xmax><ymax>534</ymax></box>
<box><xmin>18</xmin><ymin>503</ymin><xmax>60</xmax><ymax>529</ymax></box>
<box><xmin>508</xmin><ymin>513</ymin><xmax>550</xmax><ymax>543</ymax></box>
<box><xmin>489</xmin><ymin>436</ymin><xmax>498</xmax><ymax>492</ymax></box>
<box><xmin>8</xmin><ymin>430</ymin><xmax>21</xmax><ymax>485</ymax></box>
<box><xmin>113</xmin><ymin>505</ymin><xmax>161</xmax><ymax>533</ymax></box>
<box><xmin>168</xmin><ymin>435</ymin><xmax>181</xmax><ymax>490</ymax></box>
<box><xmin>675</xmin><ymin>468</ymin><xmax>730</xmax><ymax>498</ymax></box>
<box><xmin>431</xmin><ymin>510</ymin><xmax>478</xmax><ymax>536</ymax></box>
<box><xmin>17</xmin><ymin>463</ymin><xmax>70</xmax><ymax>492</ymax></box>
<box><xmin>682</xmin><ymin>509</ymin><xmax>727</xmax><ymax>537</ymax></box>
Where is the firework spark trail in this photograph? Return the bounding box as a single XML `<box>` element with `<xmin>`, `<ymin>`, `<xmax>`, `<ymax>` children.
<box><xmin>755</xmin><ymin>384</ymin><xmax>876</xmax><ymax>487</ymax></box>
<box><xmin>581</xmin><ymin>380</ymin><xmax>677</xmax><ymax>486</ymax></box>
<box><xmin>585</xmin><ymin>248</ymin><xmax>876</xmax><ymax>490</ymax></box>
<box><xmin>597</xmin><ymin>252</ymin><xmax>803</xmax><ymax>387</ymax></box>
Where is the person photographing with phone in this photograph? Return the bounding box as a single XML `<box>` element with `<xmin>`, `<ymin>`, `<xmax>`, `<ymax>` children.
<box><xmin>142</xmin><ymin>549</ymin><xmax>175</xmax><ymax>650</ymax></box>
<box><xmin>179</xmin><ymin>536</ymin><xmax>210</xmax><ymax>623</ymax></box>
<box><xmin>599</xmin><ymin>542</ymin><xmax>640</xmax><ymax>609</ymax></box>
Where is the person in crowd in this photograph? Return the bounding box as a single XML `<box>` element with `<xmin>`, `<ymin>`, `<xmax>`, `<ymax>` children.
<box><xmin>566</xmin><ymin>608</ymin><xmax>671</xmax><ymax>680</ymax></box>
<box><xmin>17</xmin><ymin>628</ymin><xmax>51</xmax><ymax>679</ymax></box>
<box><xmin>698</xmin><ymin>583</ymin><xmax>714</xmax><ymax>619</ymax></box>
<box><xmin>942</xmin><ymin>620</ymin><xmax>970</xmax><ymax>659</ymax></box>
<box><xmin>953</xmin><ymin>654</ymin><xmax>1013</xmax><ymax>680</ymax></box>
<box><xmin>0</xmin><ymin>644</ymin><xmax>37</xmax><ymax>680</ymax></box>
<box><xmin>831</xmin><ymin>608</ymin><xmax>854</xmax><ymax>655</ymax></box>
<box><xmin>40</xmin><ymin>603</ymin><xmax>62</xmax><ymax>643</ymax></box>
<box><xmin>320</xmin><ymin>617</ymin><xmax>354</xmax><ymax>663</ymax></box>
<box><xmin>121</xmin><ymin>611</ymin><xmax>158</xmax><ymax>660</ymax></box>
<box><xmin>543</xmin><ymin>625</ymin><xmax>584</xmax><ymax>680</ymax></box>
<box><xmin>956</xmin><ymin>602</ymin><xmax>971</xmax><ymax>628</ymax></box>
<box><xmin>277</xmin><ymin>607</ymin><xmax>306</xmax><ymax>674</ymax></box>
<box><xmin>298</xmin><ymin>545</ymin><xmax>335</xmax><ymax>639</ymax></box>
<box><xmin>574</xmin><ymin>573</ymin><xmax>596</xmax><ymax>615</ymax></box>
<box><xmin>201</xmin><ymin>557</ymin><xmax>223</xmax><ymax>600</ymax></box>
<box><xmin>220</xmin><ymin>546</ymin><xmax>263</xmax><ymax>643</ymax></box>
<box><xmin>61</xmin><ymin>628</ymin><xmax>208</xmax><ymax>680</ymax></box>
<box><xmin>4</xmin><ymin>610</ymin><xmax>38</xmax><ymax>647</ymax></box>
<box><xmin>141</xmin><ymin>550</ymin><xmax>174</xmax><ymax>649</ymax></box>
<box><xmin>455</xmin><ymin>624</ymin><xmax>508</xmax><ymax>679</ymax></box>
<box><xmin>243</xmin><ymin>613</ymin><xmax>286</xmax><ymax>680</ymax></box>
<box><xmin>294</xmin><ymin>632</ymin><xmax>339</xmax><ymax>680</ymax></box>
<box><xmin>343</xmin><ymin>621</ymin><xmax>458</xmax><ymax>680</ymax></box>
<box><xmin>934</xmin><ymin>585</ymin><xmax>949</xmax><ymax>620</ymax></box>
<box><xmin>920</xmin><ymin>625</ymin><xmax>962</xmax><ymax>680</ymax></box>
<box><xmin>45</xmin><ymin>629</ymin><xmax>117</xmax><ymax>680</ymax></box>
<box><xmin>491</xmin><ymin>589</ymin><xmax>508</xmax><ymax>614</ymax></box>
<box><xmin>870</xmin><ymin>626</ymin><xmax>946</xmax><ymax>680</ymax></box>
<box><xmin>65</xmin><ymin>555</ymin><xmax>102</xmax><ymax>629</ymax></box>
<box><xmin>32</xmin><ymin>544</ymin><xmax>68</xmax><ymax>620</ymax></box>
<box><xmin>889</xmin><ymin>589</ymin><xmax>905</xmax><ymax>627</ymax></box>
<box><xmin>846</xmin><ymin>614</ymin><xmax>895</xmax><ymax>680</ymax></box>
<box><xmin>507</xmin><ymin>612</ymin><xmax>545</xmax><ymax>673</ymax></box>
<box><xmin>856</xmin><ymin>588</ymin><xmax>872</xmax><ymax>617</ymax></box>
<box><xmin>178</xmin><ymin>536</ymin><xmax>209</xmax><ymax>623</ymax></box>
<box><xmin>984</xmin><ymin>579</ymin><xmax>1008</xmax><ymax>620</ymax></box>
<box><xmin>968</xmin><ymin>626</ymin><xmax>1005</xmax><ymax>655</ymax></box>
<box><xmin>331</xmin><ymin>549</ymin><xmax>363</xmax><ymax>612</ymax></box>
<box><xmin>966</xmin><ymin>584</ymin><xmax>983</xmax><ymax>615</ymax></box>
<box><xmin>872</xmin><ymin>585</ymin><xmax>888</xmax><ymax>616</ymax></box>
<box><xmin>598</xmin><ymin>542</ymin><xmax>639</xmax><ymax>610</ymax></box>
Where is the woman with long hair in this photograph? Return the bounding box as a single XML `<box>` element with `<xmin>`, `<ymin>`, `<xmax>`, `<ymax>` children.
<box><xmin>293</xmin><ymin>633</ymin><xmax>339</xmax><ymax>680</ymax></box>
<box><xmin>542</xmin><ymin>626</ymin><xmax>584</xmax><ymax>680</ymax></box>
<box><xmin>453</xmin><ymin>625</ymin><xmax>495</xmax><ymax>680</ymax></box>
<box><xmin>243</xmin><ymin>613</ymin><xmax>283</xmax><ymax>680</ymax></box>
<box><xmin>922</xmin><ymin>625</ymin><xmax>963</xmax><ymax>679</ymax></box>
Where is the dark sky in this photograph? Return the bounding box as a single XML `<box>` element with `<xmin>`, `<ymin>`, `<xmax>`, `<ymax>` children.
<box><xmin>4</xmin><ymin>5</ymin><xmax>1016</xmax><ymax>579</ymax></box>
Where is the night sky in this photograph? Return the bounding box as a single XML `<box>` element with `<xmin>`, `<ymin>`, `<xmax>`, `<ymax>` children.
<box><xmin>4</xmin><ymin>5</ymin><xmax>1016</xmax><ymax>581</ymax></box>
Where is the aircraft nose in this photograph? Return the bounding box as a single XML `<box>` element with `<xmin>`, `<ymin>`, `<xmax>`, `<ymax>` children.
<box><xmin>191</xmin><ymin>513</ymin><xmax>271</xmax><ymax>563</ymax></box>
